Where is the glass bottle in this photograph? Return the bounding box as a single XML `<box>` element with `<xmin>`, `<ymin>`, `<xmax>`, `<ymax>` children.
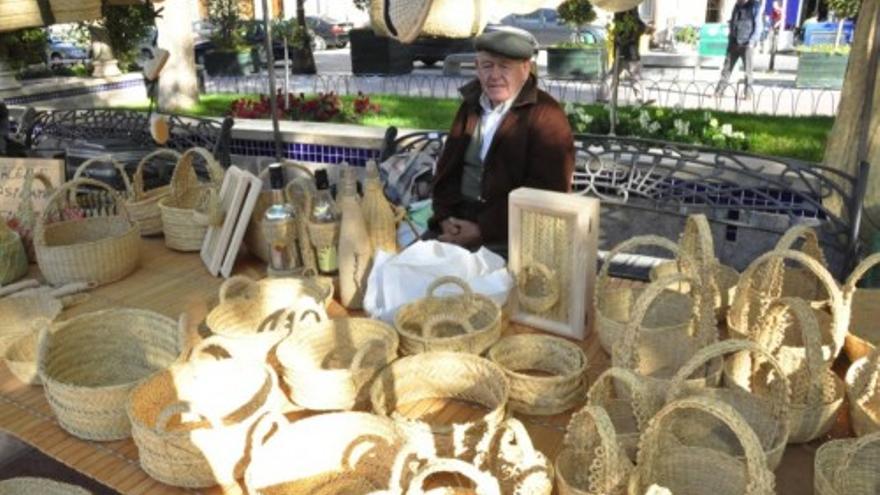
<box><xmin>262</xmin><ymin>163</ymin><xmax>299</xmax><ymax>276</ymax></box>
<box><xmin>310</xmin><ymin>169</ymin><xmax>341</xmax><ymax>275</ymax></box>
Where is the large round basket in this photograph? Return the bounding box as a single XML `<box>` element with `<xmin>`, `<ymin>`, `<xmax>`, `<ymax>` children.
<box><xmin>556</xmin><ymin>405</ymin><xmax>632</xmax><ymax>495</ymax></box>
<box><xmin>370</xmin><ymin>351</ymin><xmax>509</xmax><ymax>462</ymax></box>
<box><xmin>0</xmin><ymin>477</ymin><xmax>92</xmax><ymax>495</ymax></box>
<box><xmin>394</xmin><ymin>277</ymin><xmax>502</xmax><ymax>355</ymax></box>
<box><xmin>596</xmin><ymin>235</ymin><xmax>696</xmax><ymax>354</ymax></box>
<box><xmin>814</xmin><ymin>432</ymin><xmax>880</xmax><ymax>495</ymax></box>
<box><xmin>129</xmin><ymin>149</ymin><xmax>179</xmax><ymax>236</ymax></box>
<box><xmin>276</xmin><ymin>317</ymin><xmax>399</xmax><ymax>411</ymax></box>
<box><xmin>486</xmin><ymin>334</ymin><xmax>586</xmax><ymax>416</ymax></box>
<box><xmin>245</xmin><ymin>411</ymin><xmax>412</xmax><ymax>494</ymax></box>
<box><xmin>35</xmin><ymin>178</ymin><xmax>141</xmax><ymax>287</ymax></box>
<box><xmin>245</xmin><ymin>160</ymin><xmax>314</xmax><ymax>263</ymax></box>
<box><xmin>846</xmin><ymin>346</ymin><xmax>880</xmax><ymax>437</ymax></box>
<box><xmin>628</xmin><ymin>396</ymin><xmax>776</xmax><ymax>495</ymax></box>
<box><xmin>128</xmin><ymin>351</ymin><xmax>281</xmax><ymax>488</ymax></box>
<box><xmin>158</xmin><ymin>147</ymin><xmax>225</xmax><ymax>251</ymax></box>
<box><xmin>369</xmin><ymin>0</ymin><xmax>490</xmax><ymax>43</ymax></box>
<box><xmin>37</xmin><ymin>309</ymin><xmax>182</xmax><ymax>441</ymax></box>
<box><xmin>842</xmin><ymin>254</ymin><xmax>880</xmax><ymax>361</ymax></box>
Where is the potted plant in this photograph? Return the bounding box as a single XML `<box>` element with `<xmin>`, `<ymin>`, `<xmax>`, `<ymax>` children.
<box><xmin>547</xmin><ymin>0</ymin><xmax>604</xmax><ymax>80</ymax></box>
<box><xmin>795</xmin><ymin>44</ymin><xmax>851</xmax><ymax>89</ymax></box>
<box><xmin>348</xmin><ymin>0</ymin><xmax>412</xmax><ymax>75</ymax></box>
<box><xmin>203</xmin><ymin>0</ymin><xmax>253</xmax><ymax>76</ymax></box>
<box><xmin>673</xmin><ymin>25</ymin><xmax>698</xmax><ymax>53</ymax></box>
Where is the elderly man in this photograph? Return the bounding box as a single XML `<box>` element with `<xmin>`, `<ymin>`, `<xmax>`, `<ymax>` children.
<box><xmin>427</xmin><ymin>29</ymin><xmax>575</xmax><ymax>256</ymax></box>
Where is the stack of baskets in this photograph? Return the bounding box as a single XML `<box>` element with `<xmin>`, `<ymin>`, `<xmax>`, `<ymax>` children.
<box><xmin>158</xmin><ymin>147</ymin><xmax>225</xmax><ymax>251</ymax></box>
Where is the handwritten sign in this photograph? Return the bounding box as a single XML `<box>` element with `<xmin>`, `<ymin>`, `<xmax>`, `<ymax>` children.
<box><xmin>0</xmin><ymin>158</ymin><xmax>65</xmax><ymax>219</ymax></box>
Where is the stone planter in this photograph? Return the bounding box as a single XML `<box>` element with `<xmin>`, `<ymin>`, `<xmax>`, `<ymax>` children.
<box><xmin>203</xmin><ymin>50</ymin><xmax>256</xmax><ymax>77</ymax></box>
<box><xmin>546</xmin><ymin>46</ymin><xmax>605</xmax><ymax>80</ymax></box>
<box><xmin>349</xmin><ymin>28</ymin><xmax>412</xmax><ymax>75</ymax></box>
<box><xmin>795</xmin><ymin>52</ymin><xmax>849</xmax><ymax>89</ymax></box>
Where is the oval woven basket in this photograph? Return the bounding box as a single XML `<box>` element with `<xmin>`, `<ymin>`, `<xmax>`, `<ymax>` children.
<box><xmin>245</xmin><ymin>160</ymin><xmax>314</xmax><ymax>264</ymax></box>
<box><xmin>37</xmin><ymin>308</ymin><xmax>182</xmax><ymax>441</ymax></box>
<box><xmin>129</xmin><ymin>149</ymin><xmax>180</xmax><ymax>236</ymax></box>
<box><xmin>369</xmin><ymin>0</ymin><xmax>490</xmax><ymax>44</ymax></box>
<box><xmin>842</xmin><ymin>253</ymin><xmax>880</xmax><ymax>361</ymax></box>
<box><xmin>394</xmin><ymin>277</ymin><xmax>502</xmax><ymax>355</ymax></box>
<box><xmin>628</xmin><ymin>396</ymin><xmax>776</xmax><ymax>495</ymax></box>
<box><xmin>556</xmin><ymin>404</ymin><xmax>632</xmax><ymax>495</ymax></box>
<box><xmin>276</xmin><ymin>317</ymin><xmax>399</xmax><ymax>411</ymax></box>
<box><xmin>667</xmin><ymin>339</ymin><xmax>790</xmax><ymax>470</ymax></box>
<box><xmin>35</xmin><ymin>178</ymin><xmax>141</xmax><ymax>287</ymax></box>
<box><xmin>370</xmin><ymin>351</ymin><xmax>509</xmax><ymax>463</ymax></box>
<box><xmin>0</xmin><ymin>477</ymin><xmax>92</xmax><ymax>495</ymax></box>
<box><xmin>127</xmin><ymin>351</ymin><xmax>281</xmax><ymax>488</ymax></box>
<box><xmin>727</xmin><ymin>249</ymin><xmax>845</xmax><ymax>365</ymax></box>
<box><xmin>846</xmin><ymin>346</ymin><xmax>880</xmax><ymax>437</ymax></box>
<box><xmin>596</xmin><ymin>235</ymin><xmax>696</xmax><ymax>354</ymax></box>
<box><xmin>586</xmin><ymin>366</ymin><xmax>663</xmax><ymax>461</ymax></box>
<box><xmin>245</xmin><ymin>411</ymin><xmax>413</xmax><ymax>494</ymax></box>
<box><xmin>727</xmin><ymin>297</ymin><xmax>843</xmax><ymax>443</ymax></box>
<box><xmin>0</xmin><ymin>293</ymin><xmax>62</xmax><ymax>353</ymax></box>
<box><xmin>814</xmin><ymin>432</ymin><xmax>880</xmax><ymax>495</ymax></box>
<box><xmin>158</xmin><ymin>147</ymin><xmax>225</xmax><ymax>252</ymax></box>
<box><xmin>0</xmin><ymin>226</ymin><xmax>28</xmax><ymax>285</ymax></box>
<box><xmin>486</xmin><ymin>334</ymin><xmax>586</xmax><ymax>416</ymax></box>
<box><xmin>472</xmin><ymin>417</ymin><xmax>553</xmax><ymax>495</ymax></box>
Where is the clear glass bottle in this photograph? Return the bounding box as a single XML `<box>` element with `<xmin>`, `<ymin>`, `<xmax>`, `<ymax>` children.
<box><xmin>310</xmin><ymin>169</ymin><xmax>340</xmax><ymax>275</ymax></box>
<box><xmin>262</xmin><ymin>163</ymin><xmax>299</xmax><ymax>275</ymax></box>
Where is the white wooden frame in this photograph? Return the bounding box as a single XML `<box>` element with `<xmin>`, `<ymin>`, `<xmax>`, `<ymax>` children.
<box><xmin>201</xmin><ymin>166</ymin><xmax>262</xmax><ymax>278</ymax></box>
<box><xmin>508</xmin><ymin>187</ymin><xmax>600</xmax><ymax>340</ymax></box>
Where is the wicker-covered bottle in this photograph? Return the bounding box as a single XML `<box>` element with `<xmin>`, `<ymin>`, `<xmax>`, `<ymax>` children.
<box><xmin>338</xmin><ymin>167</ymin><xmax>372</xmax><ymax>309</ymax></box>
<box><xmin>361</xmin><ymin>159</ymin><xmax>398</xmax><ymax>254</ymax></box>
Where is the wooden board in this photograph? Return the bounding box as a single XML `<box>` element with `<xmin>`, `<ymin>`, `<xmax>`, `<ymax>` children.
<box><xmin>0</xmin><ymin>157</ymin><xmax>64</xmax><ymax>219</ymax></box>
<box><xmin>508</xmin><ymin>187</ymin><xmax>600</xmax><ymax>340</ymax></box>
<box><xmin>200</xmin><ymin>166</ymin><xmax>261</xmax><ymax>278</ymax></box>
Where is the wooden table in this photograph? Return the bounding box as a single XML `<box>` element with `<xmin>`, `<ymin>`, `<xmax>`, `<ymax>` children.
<box><xmin>0</xmin><ymin>238</ymin><xmax>849</xmax><ymax>494</ymax></box>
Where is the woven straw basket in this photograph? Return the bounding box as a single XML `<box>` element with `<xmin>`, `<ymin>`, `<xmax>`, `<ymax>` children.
<box><xmin>596</xmin><ymin>235</ymin><xmax>696</xmax><ymax>354</ymax></box>
<box><xmin>0</xmin><ymin>293</ymin><xmax>61</xmax><ymax>353</ymax></box>
<box><xmin>370</xmin><ymin>0</ymin><xmax>490</xmax><ymax>44</ymax></box>
<box><xmin>127</xmin><ymin>348</ymin><xmax>281</xmax><ymax>488</ymax></box>
<box><xmin>402</xmin><ymin>457</ymin><xmax>502</xmax><ymax>495</ymax></box>
<box><xmin>774</xmin><ymin>225</ymin><xmax>832</xmax><ymax>307</ymax></box>
<box><xmin>35</xmin><ymin>178</ymin><xmax>141</xmax><ymax>287</ymax></box>
<box><xmin>648</xmin><ymin>215</ymin><xmax>739</xmax><ymax>321</ymax></box>
<box><xmin>129</xmin><ymin>149</ymin><xmax>179</xmax><ymax>236</ymax></box>
<box><xmin>556</xmin><ymin>405</ymin><xmax>632</xmax><ymax>495</ymax></box>
<box><xmin>611</xmin><ymin>272</ymin><xmax>720</xmax><ymax>406</ymax></box>
<box><xmin>846</xmin><ymin>346</ymin><xmax>880</xmax><ymax>437</ymax></box>
<box><xmin>472</xmin><ymin>417</ymin><xmax>553</xmax><ymax>495</ymax></box>
<box><xmin>667</xmin><ymin>339</ymin><xmax>790</xmax><ymax>470</ymax></box>
<box><xmin>728</xmin><ymin>297</ymin><xmax>843</xmax><ymax>443</ymax></box>
<box><xmin>842</xmin><ymin>253</ymin><xmax>880</xmax><ymax>361</ymax></box>
<box><xmin>814</xmin><ymin>432</ymin><xmax>880</xmax><ymax>495</ymax></box>
<box><xmin>245</xmin><ymin>160</ymin><xmax>314</xmax><ymax>263</ymax></box>
<box><xmin>0</xmin><ymin>477</ymin><xmax>92</xmax><ymax>495</ymax></box>
<box><xmin>158</xmin><ymin>147</ymin><xmax>225</xmax><ymax>251</ymax></box>
<box><xmin>394</xmin><ymin>277</ymin><xmax>502</xmax><ymax>355</ymax></box>
<box><xmin>245</xmin><ymin>411</ymin><xmax>413</xmax><ymax>494</ymax></box>
<box><xmin>38</xmin><ymin>308</ymin><xmax>181</xmax><ymax>440</ymax></box>
<box><xmin>727</xmin><ymin>249</ymin><xmax>844</xmax><ymax>358</ymax></box>
<box><xmin>276</xmin><ymin>317</ymin><xmax>399</xmax><ymax>411</ymax></box>
<box><xmin>0</xmin><ymin>224</ymin><xmax>28</xmax><ymax>285</ymax></box>
<box><xmin>587</xmin><ymin>366</ymin><xmax>663</xmax><ymax>461</ymax></box>
<box><xmin>516</xmin><ymin>263</ymin><xmax>561</xmax><ymax>314</ymax></box>
<box><xmin>370</xmin><ymin>351</ymin><xmax>509</xmax><ymax>462</ymax></box>
<box><xmin>486</xmin><ymin>334</ymin><xmax>586</xmax><ymax>416</ymax></box>
<box><xmin>628</xmin><ymin>396</ymin><xmax>776</xmax><ymax>495</ymax></box>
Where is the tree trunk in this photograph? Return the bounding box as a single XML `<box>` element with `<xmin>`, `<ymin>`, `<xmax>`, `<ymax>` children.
<box><xmin>822</xmin><ymin>0</ymin><xmax>880</xmax><ymax>239</ymax></box>
<box><xmin>156</xmin><ymin>0</ymin><xmax>199</xmax><ymax>111</ymax></box>
<box><xmin>292</xmin><ymin>0</ymin><xmax>317</xmax><ymax>74</ymax></box>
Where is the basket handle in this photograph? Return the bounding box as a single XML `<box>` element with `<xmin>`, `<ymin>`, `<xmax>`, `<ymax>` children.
<box><xmin>679</xmin><ymin>214</ymin><xmax>725</xmax><ymax>303</ymax></box>
<box><xmin>596</xmin><ymin>235</ymin><xmax>686</xmax><ymax>307</ymax></box>
<box><xmin>218</xmin><ymin>275</ymin><xmax>258</xmax><ymax>303</ymax></box>
<box><xmin>851</xmin><ymin>346</ymin><xmax>880</xmax><ymax>405</ymax></box>
<box><xmin>170</xmin><ymin>147</ymin><xmax>225</xmax><ymax>199</ymax></box>
<box><xmin>38</xmin><ymin>177</ymin><xmax>131</xmax><ymax>225</ymax></box>
<box><xmin>188</xmin><ymin>335</ymin><xmax>241</xmax><ymax>361</ymax></box>
<box><xmin>421</xmin><ymin>313</ymin><xmax>476</xmax><ymax>338</ymax></box>
<box><xmin>246</xmin><ymin>410</ymin><xmax>287</xmax><ymax>461</ymax></box>
<box><xmin>155</xmin><ymin>400</ymin><xmax>223</xmax><ymax>433</ymax></box>
<box><xmin>729</xmin><ymin>249</ymin><xmax>844</xmax><ymax>352</ymax></box>
<box><xmin>843</xmin><ymin>253</ymin><xmax>880</xmax><ymax>298</ymax></box>
<box><xmin>426</xmin><ymin>276</ymin><xmax>473</xmax><ymax>301</ymax></box>
<box><xmin>774</xmin><ymin>225</ymin><xmax>828</xmax><ymax>267</ymax></box>
<box><xmin>587</xmin><ymin>367</ymin><xmax>657</xmax><ymax>432</ymax></box>
<box><xmin>404</xmin><ymin>458</ymin><xmax>501</xmax><ymax>495</ymax></box>
<box><xmin>833</xmin><ymin>431</ymin><xmax>880</xmax><ymax>487</ymax></box>
<box><xmin>72</xmin><ymin>155</ymin><xmax>133</xmax><ymax>196</ymax></box>
<box><xmin>516</xmin><ymin>262</ymin><xmax>560</xmax><ymax>313</ymax></box>
<box><xmin>475</xmin><ymin>417</ymin><xmax>549</xmax><ymax>489</ymax></box>
<box><xmin>637</xmin><ymin>396</ymin><xmax>775</xmax><ymax>495</ymax></box>
<box><xmin>133</xmin><ymin>149</ymin><xmax>181</xmax><ymax>198</ymax></box>
<box><xmin>666</xmin><ymin>339</ymin><xmax>791</xmax><ymax>432</ymax></box>
<box><xmin>559</xmin><ymin>405</ymin><xmax>624</xmax><ymax>491</ymax></box>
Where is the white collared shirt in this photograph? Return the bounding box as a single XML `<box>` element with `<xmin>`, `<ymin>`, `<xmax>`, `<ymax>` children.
<box><xmin>477</xmin><ymin>91</ymin><xmax>518</xmax><ymax>161</ymax></box>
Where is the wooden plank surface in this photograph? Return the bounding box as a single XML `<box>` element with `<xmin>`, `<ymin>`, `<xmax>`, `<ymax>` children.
<box><xmin>0</xmin><ymin>238</ymin><xmax>853</xmax><ymax>494</ymax></box>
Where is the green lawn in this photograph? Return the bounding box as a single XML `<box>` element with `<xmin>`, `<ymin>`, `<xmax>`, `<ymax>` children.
<box><xmin>120</xmin><ymin>93</ymin><xmax>833</xmax><ymax>162</ymax></box>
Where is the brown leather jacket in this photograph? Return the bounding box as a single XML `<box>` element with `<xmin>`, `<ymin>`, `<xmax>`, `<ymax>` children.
<box><xmin>429</xmin><ymin>75</ymin><xmax>575</xmax><ymax>245</ymax></box>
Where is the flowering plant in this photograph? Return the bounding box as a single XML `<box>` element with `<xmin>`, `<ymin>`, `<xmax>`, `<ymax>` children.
<box><xmin>228</xmin><ymin>92</ymin><xmax>381</xmax><ymax>122</ymax></box>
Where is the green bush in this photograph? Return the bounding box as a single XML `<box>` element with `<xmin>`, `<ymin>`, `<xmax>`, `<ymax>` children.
<box><xmin>675</xmin><ymin>26</ymin><xmax>698</xmax><ymax>45</ymax></box>
<box><xmin>557</xmin><ymin>0</ymin><xmax>597</xmax><ymax>45</ymax></box>
<box><xmin>0</xmin><ymin>28</ymin><xmax>48</xmax><ymax>70</ymax></box>
<box><xmin>18</xmin><ymin>63</ymin><xmax>88</xmax><ymax>80</ymax></box>
<box><xmin>101</xmin><ymin>3</ymin><xmax>159</xmax><ymax>71</ymax></box>
<box><xmin>208</xmin><ymin>0</ymin><xmax>247</xmax><ymax>51</ymax></box>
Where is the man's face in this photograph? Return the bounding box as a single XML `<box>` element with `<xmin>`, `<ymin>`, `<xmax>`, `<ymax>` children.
<box><xmin>475</xmin><ymin>52</ymin><xmax>531</xmax><ymax>106</ymax></box>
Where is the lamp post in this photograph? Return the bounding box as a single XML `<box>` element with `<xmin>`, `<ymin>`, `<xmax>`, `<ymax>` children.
<box><xmin>261</xmin><ymin>0</ymin><xmax>284</xmax><ymax>161</ymax></box>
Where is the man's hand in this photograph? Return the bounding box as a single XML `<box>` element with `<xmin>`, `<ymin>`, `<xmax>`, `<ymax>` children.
<box><xmin>438</xmin><ymin>217</ymin><xmax>481</xmax><ymax>247</ymax></box>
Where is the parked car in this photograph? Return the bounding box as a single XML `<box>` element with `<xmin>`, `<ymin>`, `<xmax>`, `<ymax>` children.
<box><xmin>46</xmin><ymin>36</ymin><xmax>89</xmax><ymax>67</ymax></box>
<box><xmin>193</xmin><ymin>20</ymin><xmax>320</xmax><ymax>69</ymax></box>
<box><xmin>305</xmin><ymin>16</ymin><xmax>353</xmax><ymax>49</ymax></box>
<box><xmin>493</xmin><ymin>8</ymin><xmax>606</xmax><ymax>47</ymax></box>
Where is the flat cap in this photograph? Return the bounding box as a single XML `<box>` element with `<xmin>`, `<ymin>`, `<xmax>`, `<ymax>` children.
<box><xmin>474</xmin><ymin>28</ymin><xmax>538</xmax><ymax>60</ymax></box>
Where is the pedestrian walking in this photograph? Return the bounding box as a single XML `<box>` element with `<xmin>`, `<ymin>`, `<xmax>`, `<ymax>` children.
<box><xmin>714</xmin><ymin>0</ymin><xmax>763</xmax><ymax>99</ymax></box>
<box><xmin>606</xmin><ymin>8</ymin><xmax>648</xmax><ymax>103</ymax></box>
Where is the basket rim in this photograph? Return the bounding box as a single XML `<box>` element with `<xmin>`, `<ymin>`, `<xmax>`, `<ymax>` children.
<box><xmin>36</xmin><ymin>216</ymin><xmax>138</xmax><ymax>249</ymax></box>
<box><xmin>487</xmin><ymin>333</ymin><xmax>587</xmax><ymax>385</ymax></box>
<box><xmin>393</xmin><ymin>292</ymin><xmax>501</xmax><ymax>344</ymax></box>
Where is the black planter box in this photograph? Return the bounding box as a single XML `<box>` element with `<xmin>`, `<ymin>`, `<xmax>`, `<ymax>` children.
<box><xmin>203</xmin><ymin>50</ymin><xmax>255</xmax><ymax>77</ymax></box>
<box><xmin>350</xmin><ymin>28</ymin><xmax>413</xmax><ymax>75</ymax></box>
<box><xmin>547</xmin><ymin>46</ymin><xmax>606</xmax><ymax>80</ymax></box>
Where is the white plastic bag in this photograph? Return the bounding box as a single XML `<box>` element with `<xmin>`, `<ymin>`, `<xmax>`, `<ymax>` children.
<box><xmin>364</xmin><ymin>240</ymin><xmax>513</xmax><ymax>323</ymax></box>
